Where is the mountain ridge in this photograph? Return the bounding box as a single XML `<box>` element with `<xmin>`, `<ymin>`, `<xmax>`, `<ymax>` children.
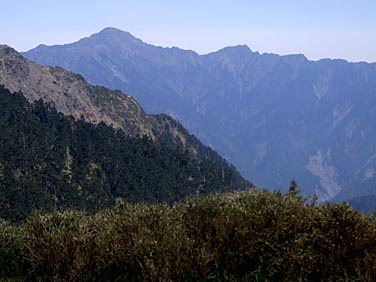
<box><xmin>23</xmin><ymin>28</ymin><xmax>376</xmax><ymax>202</ymax></box>
<box><xmin>0</xmin><ymin>44</ymin><xmax>233</xmax><ymax>163</ymax></box>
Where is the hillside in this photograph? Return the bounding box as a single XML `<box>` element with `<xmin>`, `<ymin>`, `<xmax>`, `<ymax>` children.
<box><xmin>0</xmin><ymin>85</ymin><xmax>249</xmax><ymax>221</ymax></box>
<box><xmin>24</xmin><ymin>27</ymin><xmax>376</xmax><ymax>201</ymax></box>
<box><xmin>0</xmin><ymin>44</ymin><xmax>226</xmax><ymax>162</ymax></box>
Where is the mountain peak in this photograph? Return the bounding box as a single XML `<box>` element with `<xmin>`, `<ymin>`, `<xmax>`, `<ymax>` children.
<box><xmin>96</xmin><ymin>27</ymin><xmax>134</xmax><ymax>39</ymax></box>
<box><xmin>212</xmin><ymin>44</ymin><xmax>253</xmax><ymax>55</ymax></box>
<box><xmin>225</xmin><ymin>44</ymin><xmax>252</xmax><ymax>51</ymax></box>
<box><xmin>99</xmin><ymin>27</ymin><xmax>127</xmax><ymax>34</ymax></box>
<box><xmin>0</xmin><ymin>44</ymin><xmax>19</xmax><ymax>56</ymax></box>
<box><xmin>86</xmin><ymin>27</ymin><xmax>143</xmax><ymax>47</ymax></box>
<box><xmin>0</xmin><ymin>44</ymin><xmax>11</xmax><ymax>49</ymax></box>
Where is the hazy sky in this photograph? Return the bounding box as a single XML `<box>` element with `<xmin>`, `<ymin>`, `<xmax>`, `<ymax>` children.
<box><xmin>2</xmin><ymin>0</ymin><xmax>376</xmax><ymax>62</ymax></box>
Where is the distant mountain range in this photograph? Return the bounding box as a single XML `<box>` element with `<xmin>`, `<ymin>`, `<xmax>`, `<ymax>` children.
<box><xmin>0</xmin><ymin>45</ymin><xmax>249</xmax><ymax>221</ymax></box>
<box><xmin>23</xmin><ymin>27</ymin><xmax>376</xmax><ymax>202</ymax></box>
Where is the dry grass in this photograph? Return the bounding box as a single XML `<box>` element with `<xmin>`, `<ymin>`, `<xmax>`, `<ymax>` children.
<box><xmin>1</xmin><ymin>189</ymin><xmax>375</xmax><ymax>281</ymax></box>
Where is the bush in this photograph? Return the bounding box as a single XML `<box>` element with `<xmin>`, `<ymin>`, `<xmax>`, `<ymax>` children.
<box><xmin>1</xmin><ymin>190</ymin><xmax>376</xmax><ymax>281</ymax></box>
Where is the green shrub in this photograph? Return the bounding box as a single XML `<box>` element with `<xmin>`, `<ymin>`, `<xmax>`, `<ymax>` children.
<box><xmin>0</xmin><ymin>219</ymin><xmax>25</xmax><ymax>278</ymax></box>
<box><xmin>1</xmin><ymin>190</ymin><xmax>376</xmax><ymax>281</ymax></box>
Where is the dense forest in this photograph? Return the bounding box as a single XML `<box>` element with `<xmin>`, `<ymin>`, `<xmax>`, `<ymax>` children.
<box><xmin>0</xmin><ymin>85</ymin><xmax>249</xmax><ymax>221</ymax></box>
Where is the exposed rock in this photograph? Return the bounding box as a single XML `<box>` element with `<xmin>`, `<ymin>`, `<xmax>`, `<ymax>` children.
<box><xmin>305</xmin><ymin>150</ymin><xmax>342</xmax><ymax>202</ymax></box>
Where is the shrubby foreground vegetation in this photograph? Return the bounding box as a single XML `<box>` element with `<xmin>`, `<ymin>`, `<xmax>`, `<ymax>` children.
<box><xmin>1</xmin><ymin>189</ymin><xmax>376</xmax><ymax>281</ymax></box>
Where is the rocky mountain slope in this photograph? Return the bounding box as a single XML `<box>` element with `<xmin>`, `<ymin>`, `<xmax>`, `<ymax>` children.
<box><xmin>24</xmin><ymin>27</ymin><xmax>376</xmax><ymax>202</ymax></box>
<box><xmin>0</xmin><ymin>44</ymin><xmax>231</xmax><ymax>163</ymax></box>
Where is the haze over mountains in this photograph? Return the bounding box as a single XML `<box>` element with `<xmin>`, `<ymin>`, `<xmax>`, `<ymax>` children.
<box><xmin>0</xmin><ymin>45</ymin><xmax>249</xmax><ymax>220</ymax></box>
<box><xmin>23</xmin><ymin>27</ymin><xmax>376</xmax><ymax>202</ymax></box>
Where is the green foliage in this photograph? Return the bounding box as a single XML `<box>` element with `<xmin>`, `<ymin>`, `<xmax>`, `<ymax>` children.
<box><xmin>1</xmin><ymin>190</ymin><xmax>376</xmax><ymax>281</ymax></box>
<box><xmin>0</xmin><ymin>85</ymin><xmax>249</xmax><ymax>222</ymax></box>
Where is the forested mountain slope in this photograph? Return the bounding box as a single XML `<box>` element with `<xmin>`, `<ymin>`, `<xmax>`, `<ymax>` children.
<box><xmin>0</xmin><ymin>85</ymin><xmax>249</xmax><ymax>221</ymax></box>
<box><xmin>0</xmin><ymin>44</ymin><xmax>226</xmax><ymax>162</ymax></box>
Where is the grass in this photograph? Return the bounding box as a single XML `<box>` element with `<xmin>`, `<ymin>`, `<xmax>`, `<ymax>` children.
<box><xmin>1</xmin><ymin>189</ymin><xmax>376</xmax><ymax>281</ymax></box>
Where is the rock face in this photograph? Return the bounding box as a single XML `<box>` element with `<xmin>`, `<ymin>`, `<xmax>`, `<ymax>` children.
<box><xmin>0</xmin><ymin>44</ymin><xmax>152</xmax><ymax>136</ymax></box>
<box><xmin>23</xmin><ymin>28</ymin><xmax>376</xmax><ymax>201</ymax></box>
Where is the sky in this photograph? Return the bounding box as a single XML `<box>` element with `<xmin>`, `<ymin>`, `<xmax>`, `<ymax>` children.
<box><xmin>1</xmin><ymin>0</ymin><xmax>376</xmax><ymax>62</ymax></box>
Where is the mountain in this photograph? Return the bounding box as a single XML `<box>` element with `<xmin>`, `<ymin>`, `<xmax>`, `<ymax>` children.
<box><xmin>0</xmin><ymin>85</ymin><xmax>248</xmax><ymax>222</ymax></box>
<box><xmin>0</xmin><ymin>45</ymin><xmax>202</xmax><ymax>161</ymax></box>
<box><xmin>347</xmin><ymin>195</ymin><xmax>376</xmax><ymax>215</ymax></box>
<box><xmin>24</xmin><ymin>27</ymin><xmax>376</xmax><ymax>202</ymax></box>
<box><xmin>0</xmin><ymin>44</ymin><xmax>240</xmax><ymax>163</ymax></box>
<box><xmin>0</xmin><ymin>45</ymin><xmax>250</xmax><ymax>221</ymax></box>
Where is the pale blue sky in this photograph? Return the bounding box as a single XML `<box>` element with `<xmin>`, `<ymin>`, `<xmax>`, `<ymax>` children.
<box><xmin>2</xmin><ymin>0</ymin><xmax>376</xmax><ymax>62</ymax></box>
